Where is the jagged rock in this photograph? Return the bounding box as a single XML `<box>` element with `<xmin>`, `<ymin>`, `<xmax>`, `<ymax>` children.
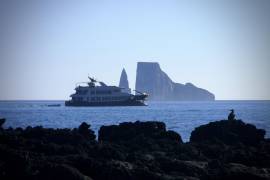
<box><xmin>37</xmin><ymin>164</ymin><xmax>93</xmax><ymax>180</ymax></box>
<box><xmin>190</xmin><ymin>119</ymin><xmax>266</xmax><ymax>146</ymax></box>
<box><xmin>98</xmin><ymin>121</ymin><xmax>182</xmax><ymax>143</ymax></box>
<box><xmin>217</xmin><ymin>163</ymin><xmax>270</xmax><ymax>180</ymax></box>
<box><xmin>0</xmin><ymin>118</ymin><xmax>5</xmax><ymax>128</ymax></box>
<box><xmin>1</xmin><ymin>119</ymin><xmax>270</xmax><ymax>179</ymax></box>
<box><xmin>119</xmin><ymin>68</ymin><xmax>131</xmax><ymax>93</ymax></box>
<box><xmin>78</xmin><ymin>122</ymin><xmax>96</xmax><ymax>140</ymax></box>
<box><xmin>135</xmin><ymin>62</ymin><xmax>215</xmax><ymax>101</ymax></box>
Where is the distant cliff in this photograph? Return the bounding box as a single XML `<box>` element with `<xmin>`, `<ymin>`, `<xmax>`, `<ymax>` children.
<box><xmin>135</xmin><ymin>62</ymin><xmax>215</xmax><ymax>101</ymax></box>
<box><xmin>119</xmin><ymin>68</ymin><xmax>131</xmax><ymax>93</ymax></box>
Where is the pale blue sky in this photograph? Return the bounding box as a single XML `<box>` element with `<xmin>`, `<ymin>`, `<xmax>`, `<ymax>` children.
<box><xmin>0</xmin><ymin>0</ymin><xmax>269</xmax><ymax>100</ymax></box>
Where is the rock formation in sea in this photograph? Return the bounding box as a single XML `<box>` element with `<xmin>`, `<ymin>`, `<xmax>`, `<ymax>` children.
<box><xmin>119</xmin><ymin>68</ymin><xmax>131</xmax><ymax>93</ymax></box>
<box><xmin>135</xmin><ymin>62</ymin><xmax>215</xmax><ymax>101</ymax></box>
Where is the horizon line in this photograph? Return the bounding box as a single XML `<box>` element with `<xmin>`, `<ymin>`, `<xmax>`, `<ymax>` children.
<box><xmin>0</xmin><ymin>99</ymin><xmax>270</xmax><ymax>101</ymax></box>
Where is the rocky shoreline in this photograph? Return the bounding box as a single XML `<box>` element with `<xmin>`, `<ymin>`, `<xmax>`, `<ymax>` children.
<box><xmin>0</xmin><ymin>118</ymin><xmax>270</xmax><ymax>180</ymax></box>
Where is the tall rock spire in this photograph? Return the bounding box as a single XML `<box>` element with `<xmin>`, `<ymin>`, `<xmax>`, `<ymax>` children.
<box><xmin>119</xmin><ymin>68</ymin><xmax>131</xmax><ymax>93</ymax></box>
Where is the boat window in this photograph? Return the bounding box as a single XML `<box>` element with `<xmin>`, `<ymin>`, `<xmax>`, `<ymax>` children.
<box><xmin>102</xmin><ymin>97</ymin><xmax>111</xmax><ymax>101</ymax></box>
<box><xmin>77</xmin><ymin>90</ymin><xmax>88</xmax><ymax>95</ymax></box>
<box><xmin>73</xmin><ymin>97</ymin><xmax>83</xmax><ymax>101</ymax></box>
<box><xmin>96</xmin><ymin>90</ymin><xmax>112</xmax><ymax>95</ymax></box>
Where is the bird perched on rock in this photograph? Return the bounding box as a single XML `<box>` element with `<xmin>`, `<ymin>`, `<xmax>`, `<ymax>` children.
<box><xmin>228</xmin><ymin>109</ymin><xmax>236</xmax><ymax>121</ymax></box>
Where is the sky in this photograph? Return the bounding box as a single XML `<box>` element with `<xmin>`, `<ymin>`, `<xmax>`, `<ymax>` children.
<box><xmin>0</xmin><ymin>0</ymin><xmax>269</xmax><ymax>100</ymax></box>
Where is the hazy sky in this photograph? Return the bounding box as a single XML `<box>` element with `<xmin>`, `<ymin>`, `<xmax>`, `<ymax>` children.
<box><xmin>0</xmin><ymin>0</ymin><xmax>269</xmax><ymax>100</ymax></box>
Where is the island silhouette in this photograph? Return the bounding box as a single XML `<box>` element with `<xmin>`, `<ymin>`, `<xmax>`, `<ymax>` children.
<box><xmin>134</xmin><ymin>62</ymin><xmax>215</xmax><ymax>101</ymax></box>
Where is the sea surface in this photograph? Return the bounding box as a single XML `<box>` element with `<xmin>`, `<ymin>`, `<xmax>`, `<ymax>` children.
<box><xmin>0</xmin><ymin>100</ymin><xmax>269</xmax><ymax>142</ymax></box>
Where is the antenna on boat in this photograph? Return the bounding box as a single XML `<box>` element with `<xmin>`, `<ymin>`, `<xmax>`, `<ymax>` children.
<box><xmin>88</xmin><ymin>76</ymin><xmax>97</xmax><ymax>83</ymax></box>
<box><xmin>134</xmin><ymin>90</ymin><xmax>143</xmax><ymax>95</ymax></box>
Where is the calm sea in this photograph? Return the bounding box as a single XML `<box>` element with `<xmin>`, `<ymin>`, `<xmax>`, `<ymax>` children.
<box><xmin>0</xmin><ymin>100</ymin><xmax>269</xmax><ymax>141</ymax></box>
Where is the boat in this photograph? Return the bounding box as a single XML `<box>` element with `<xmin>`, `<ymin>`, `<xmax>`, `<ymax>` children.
<box><xmin>47</xmin><ymin>104</ymin><xmax>61</xmax><ymax>107</ymax></box>
<box><xmin>65</xmin><ymin>77</ymin><xmax>148</xmax><ymax>106</ymax></box>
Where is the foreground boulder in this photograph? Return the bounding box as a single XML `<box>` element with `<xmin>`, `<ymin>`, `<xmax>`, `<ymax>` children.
<box><xmin>98</xmin><ymin>121</ymin><xmax>183</xmax><ymax>155</ymax></box>
<box><xmin>189</xmin><ymin>119</ymin><xmax>270</xmax><ymax>169</ymax></box>
<box><xmin>99</xmin><ymin>121</ymin><xmax>182</xmax><ymax>143</ymax></box>
<box><xmin>190</xmin><ymin>119</ymin><xmax>266</xmax><ymax>146</ymax></box>
<box><xmin>78</xmin><ymin>122</ymin><xmax>96</xmax><ymax>140</ymax></box>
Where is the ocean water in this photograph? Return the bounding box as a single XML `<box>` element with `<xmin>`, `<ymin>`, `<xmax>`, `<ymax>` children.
<box><xmin>0</xmin><ymin>100</ymin><xmax>269</xmax><ymax>142</ymax></box>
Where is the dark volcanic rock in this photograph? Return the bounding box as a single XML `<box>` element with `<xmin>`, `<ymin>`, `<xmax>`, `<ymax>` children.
<box><xmin>0</xmin><ymin>118</ymin><xmax>5</xmax><ymax>128</ymax></box>
<box><xmin>223</xmin><ymin>163</ymin><xmax>270</xmax><ymax>180</ymax></box>
<box><xmin>98</xmin><ymin>121</ymin><xmax>183</xmax><ymax>155</ymax></box>
<box><xmin>37</xmin><ymin>164</ymin><xmax>93</xmax><ymax>180</ymax></box>
<box><xmin>135</xmin><ymin>62</ymin><xmax>215</xmax><ymax>101</ymax></box>
<box><xmin>78</xmin><ymin>122</ymin><xmax>96</xmax><ymax>140</ymax></box>
<box><xmin>1</xmin><ymin>119</ymin><xmax>270</xmax><ymax>180</ymax></box>
<box><xmin>190</xmin><ymin>119</ymin><xmax>266</xmax><ymax>146</ymax></box>
<box><xmin>99</xmin><ymin>121</ymin><xmax>182</xmax><ymax>143</ymax></box>
<box><xmin>189</xmin><ymin>119</ymin><xmax>270</xmax><ymax>173</ymax></box>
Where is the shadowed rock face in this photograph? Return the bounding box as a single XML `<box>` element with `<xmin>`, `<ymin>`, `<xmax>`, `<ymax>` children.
<box><xmin>119</xmin><ymin>68</ymin><xmax>131</xmax><ymax>93</ymax></box>
<box><xmin>0</xmin><ymin>118</ymin><xmax>5</xmax><ymax>128</ymax></box>
<box><xmin>135</xmin><ymin>62</ymin><xmax>215</xmax><ymax>101</ymax></box>
<box><xmin>190</xmin><ymin>119</ymin><xmax>266</xmax><ymax>146</ymax></box>
<box><xmin>1</xmin><ymin>119</ymin><xmax>270</xmax><ymax>180</ymax></box>
<box><xmin>99</xmin><ymin>121</ymin><xmax>182</xmax><ymax>143</ymax></box>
